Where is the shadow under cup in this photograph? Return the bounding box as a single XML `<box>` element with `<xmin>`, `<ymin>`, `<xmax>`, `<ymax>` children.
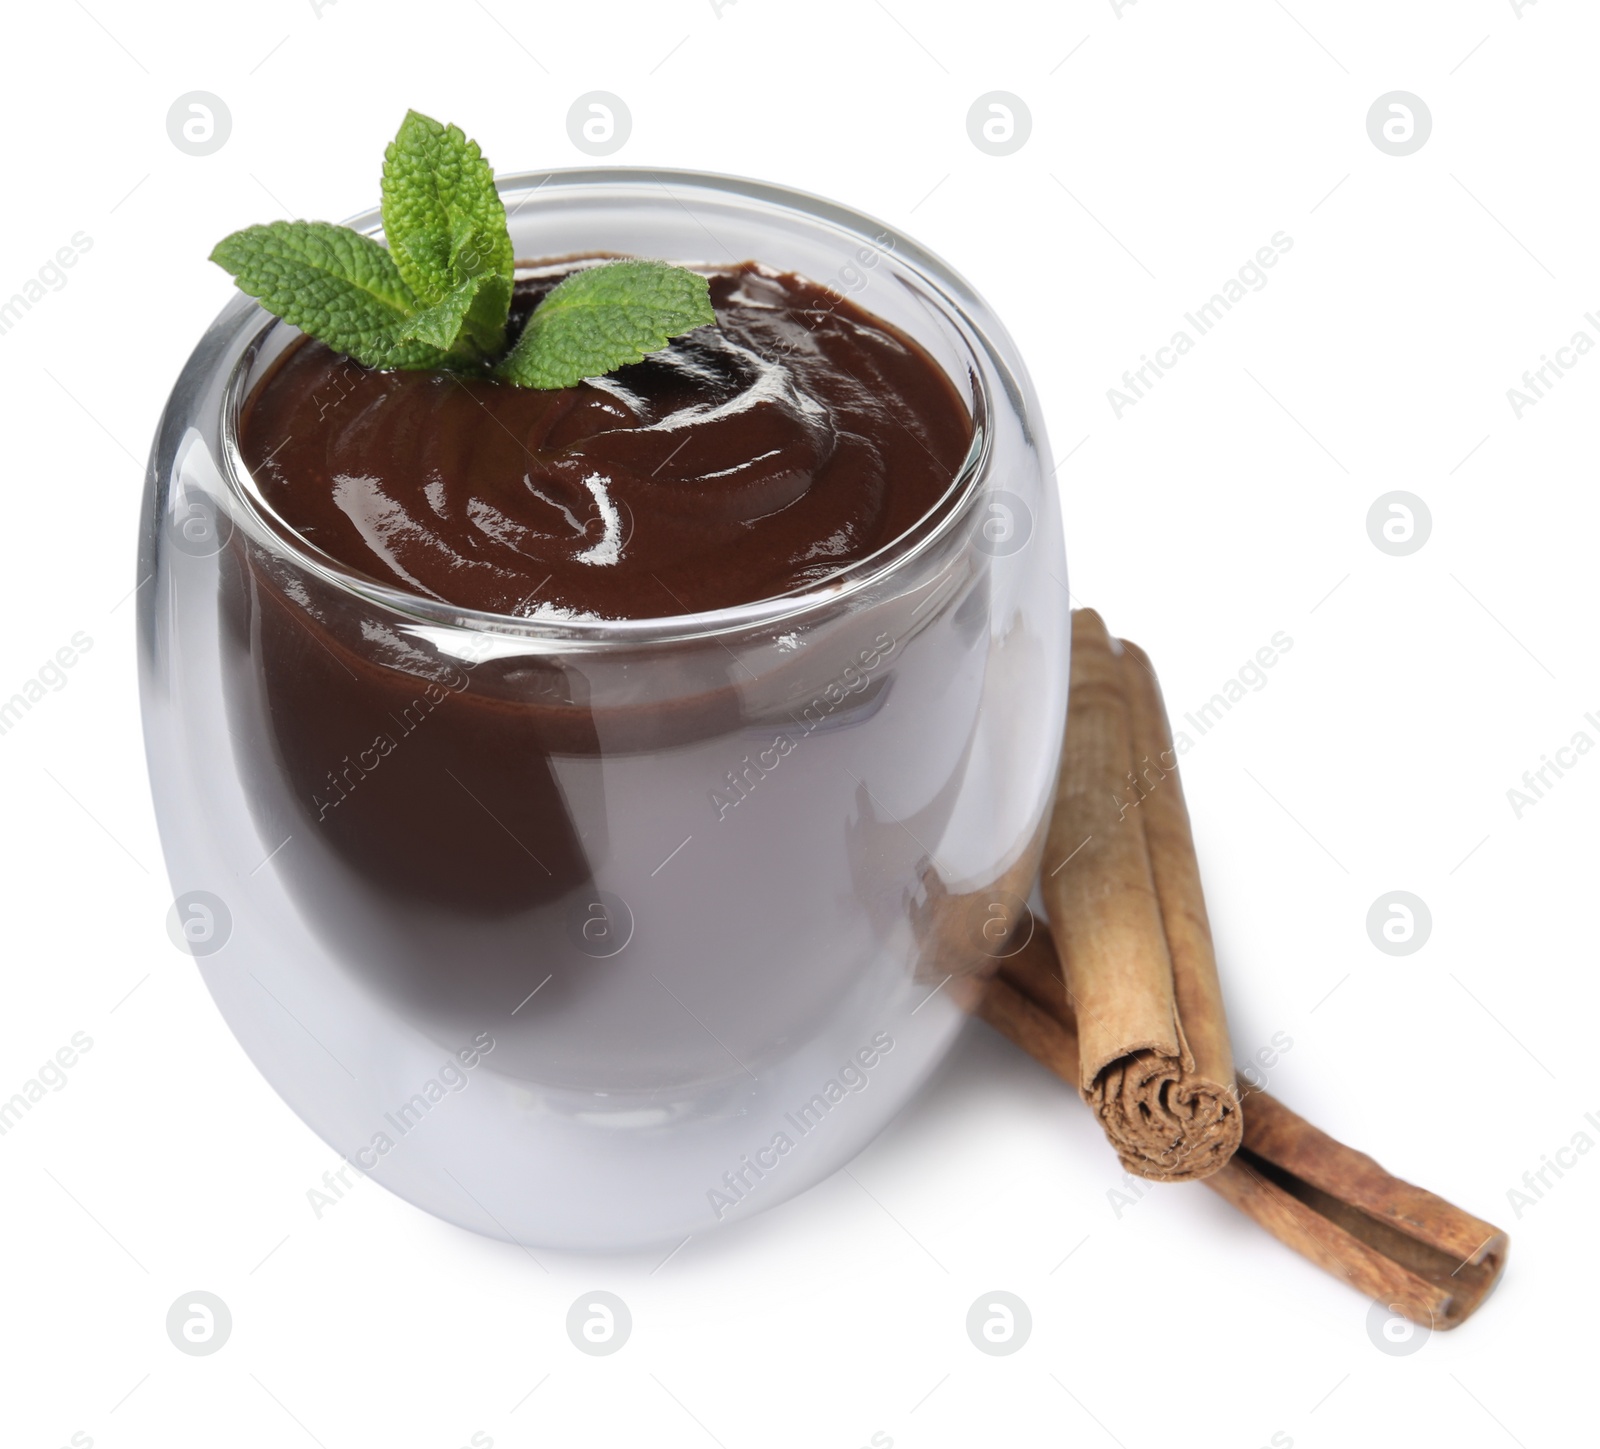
<box><xmin>141</xmin><ymin>170</ymin><xmax>1069</xmax><ymax>1250</ymax></box>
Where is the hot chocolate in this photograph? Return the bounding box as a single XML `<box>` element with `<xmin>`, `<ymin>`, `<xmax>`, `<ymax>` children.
<box><xmin>144</xmin><ymin>168</ymin><xmax>1067</xmax><ymax>1249</ymax></box>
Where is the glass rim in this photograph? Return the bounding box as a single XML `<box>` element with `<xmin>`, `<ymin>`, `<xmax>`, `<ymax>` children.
<box><xmin>215</xmin><ymin>165</ymin><xmax>1009</xmax><ymax>647</ymax></box>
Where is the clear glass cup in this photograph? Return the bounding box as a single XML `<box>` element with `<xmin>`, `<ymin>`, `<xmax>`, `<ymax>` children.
<box><xmin>140</xmin><ymin>168</ymin><xmax>1069</xmax><ymax>1250</ymax></box>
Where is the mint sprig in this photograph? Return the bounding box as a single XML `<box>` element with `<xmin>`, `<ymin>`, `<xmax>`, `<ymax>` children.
<box><xmin>380</xmin><ymin>112</ymin><xmax>513</xmax><ymax>357</ymax></box>
<box><xmin>209</xmin><ymin>110</ymin><xmax>716</xmax><ymax>387</ymax></box>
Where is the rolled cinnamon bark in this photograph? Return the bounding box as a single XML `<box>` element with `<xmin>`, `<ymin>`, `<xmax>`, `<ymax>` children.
<box><xmin>1209</xmin><ymin>1093</ymin><xmax>1509</xmax><ymax>1329</ymax></box>
<box><xmin>1038</xmin><ymin>611</ymin><xmax>1240</xmax><ymax>1181</ymax></box>
<box><xmin>977</xmin><ymin>927</ymin><xmax>1509</xmax><ymax>1328</ymax></box>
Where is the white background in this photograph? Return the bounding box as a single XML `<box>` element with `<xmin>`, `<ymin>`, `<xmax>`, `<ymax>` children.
<box><xmin>1</xmin><ymin>1</ymin><xmax>1592</xmax><ymax>1446</ymax></box>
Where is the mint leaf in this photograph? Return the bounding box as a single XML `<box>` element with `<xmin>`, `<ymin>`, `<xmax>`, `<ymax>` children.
<box><xmin>496</xmin><ymin>260</ymin><xmax>715</xmax><ymax>389</ymax></box>
<box><xmin>210</xmin><ymin>220</ymin><xmax>458</xmax><ymax>370</ymax></box>
<box><xmin>381</xmin><ymin>110</ymin><xmax>513</xmax><ymax>357</ymax></box>
<box><xmin>396</xmin><ymin>274</ymin><xmax>490</xmax><ymax>351</ymax></box>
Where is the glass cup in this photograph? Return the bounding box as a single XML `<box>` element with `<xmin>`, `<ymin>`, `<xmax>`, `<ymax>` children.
<box><xmin>140</xmin><ymin>169</ymin><xmax>1069</xmax><ymax>1250</ymax></box>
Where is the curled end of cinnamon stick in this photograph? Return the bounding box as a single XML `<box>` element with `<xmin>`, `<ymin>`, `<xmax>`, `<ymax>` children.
<box><xmin>1000</xmin><ymin>927</ymin><xmax>1243</xmax><ymax>1182</ymax></box>
<box><xmin>1091</xmin><ymin>1055</ymin><xmax>1243</xmax><ymax>1184</ymax></box>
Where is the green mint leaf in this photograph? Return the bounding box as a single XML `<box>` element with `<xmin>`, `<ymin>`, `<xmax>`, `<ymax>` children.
<box><xmin>396</xmin><ymin>274</ymin><xmax>489</xmax><ymax>351</ymax></box>
<box><xmin>210</xmin><ymin>220</ymin><xmax>457</xmax><ymax>370</ymax></box>
<box><xmin>496</xmin><ymin>260</ymin><xmax>715</xmax><ymax>389</ymax></box>
<box><xmin>381</xmin><ymin>110</ymin><xmax>513</xmax><ymax>357</ymax></box>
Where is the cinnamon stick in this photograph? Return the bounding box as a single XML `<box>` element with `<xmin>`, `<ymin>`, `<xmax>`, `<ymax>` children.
<box><xmin>1210</xmin><ymin>1094</ymin><xmax>1508</xmax><ymax>1329</ymax></box>
<box><xmin>977</xmin><ymin>926</ymin><xmax>1508</xmax><ymax>1328</ymax></box>
<box><xmin>1038</xmin><ymin>610</ymin><xmax>1240</xmax><ymax>1181</ymax></box>
<box><xmin>1120</xmin><ymin>640</ymin><xmax>1237</xmax><ymax>1134</ymax></box>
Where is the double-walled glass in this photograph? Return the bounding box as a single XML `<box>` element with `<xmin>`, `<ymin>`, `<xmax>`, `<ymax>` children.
<box><xmin>139</xmin><ymin>170</ymin><xmax>1069</xmax><ymax>1250</ymax></box>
